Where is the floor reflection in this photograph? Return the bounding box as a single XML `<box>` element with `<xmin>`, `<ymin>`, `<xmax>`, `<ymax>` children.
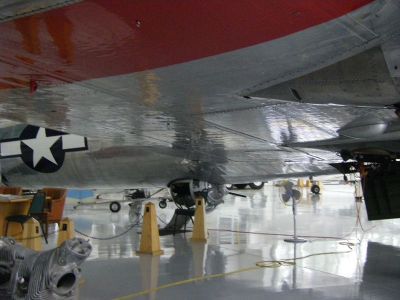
<box><xmin>167</xmin><ymin>236</ymin><xmax>226</xmax><ymax>279</ymax></box>
<box><xmin>68</xmin><ymin>183</ymin><xmax>400</xmax><ymax>299</ymax></box>
<box><xmin>139</xmin><ymin>255</ymin><xmax>160</xmax><ymax>300</ymax></box>
<box><xmin>360</xmin><ymin>242</ymin><xmax>400</xmax><ymax>299</ymax></box>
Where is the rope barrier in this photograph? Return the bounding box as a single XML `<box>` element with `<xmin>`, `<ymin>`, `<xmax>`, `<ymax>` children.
<box><xmin>74</xmin><ymin>216</ymin><xmax>143</xmax><ymax>240</ymax></box>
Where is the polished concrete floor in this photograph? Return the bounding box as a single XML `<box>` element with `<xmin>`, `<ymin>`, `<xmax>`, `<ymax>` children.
<box><xmin>49</xmin><ymin>181</ymin><xmax>400</xmax><ymax>299</ymax></box>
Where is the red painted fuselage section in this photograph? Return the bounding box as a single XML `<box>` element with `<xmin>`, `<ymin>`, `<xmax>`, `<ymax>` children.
<box><xmin>0</xmin><ymin>0</ymin><xmax>373</xmax><ymax>90</ymax></box>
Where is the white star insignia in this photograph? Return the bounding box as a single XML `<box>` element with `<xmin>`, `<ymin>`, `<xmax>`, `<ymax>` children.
<box><xmin>22</xmin><ymin>128</ymin><xmax>60</xmax><ymax>167</ymax></box>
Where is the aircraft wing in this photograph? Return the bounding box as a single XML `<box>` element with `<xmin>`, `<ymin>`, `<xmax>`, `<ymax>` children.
<box><xmin>0</xmin><ymin>0</ymin><xmax>399</xmax><ymax>188</ymax></box>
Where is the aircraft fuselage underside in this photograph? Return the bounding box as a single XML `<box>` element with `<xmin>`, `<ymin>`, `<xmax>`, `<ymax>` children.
<box><xmin>0</xmin><ymin>1</ymin><xmax>399</xmax><ymax>193</ymax></box>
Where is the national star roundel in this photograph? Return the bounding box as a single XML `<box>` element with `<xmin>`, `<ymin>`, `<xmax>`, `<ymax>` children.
<box><xmin>20</xmin><ymin>126</ymin><xmax>66</xmax><ymax>173</ymax></box>
<box><xmin>0</xmin><ymin>125</ymin><xmax>88</xmax><ymax>173</ymax></box>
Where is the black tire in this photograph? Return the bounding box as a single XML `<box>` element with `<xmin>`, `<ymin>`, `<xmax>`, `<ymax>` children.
<box><xmin>234</xmin><ymin>184</ymin><xmax>247</xmax><ymax>189</ymax></box>
<box><xmin>159</xmin><ymin>199</ymin><xmax>167</xmax><ymax>209</ymax></box>
<box><xmin>109</xmin><ymin>201</ymin><xmax>121</xmax><ymax>213</ymax></box>
<box><xmin>249</xmin><ymin>182</ymin><xmax>264</xmax><ymax>189</ymax></box>
<box><xmin>311</xmin><ymin>184</ymin><xmax>320</xmax><ymax>195</ymax></box>
<box><xmin>225</xmin><ymin>184</ymin><xmax>234</xmax><ymax>190</ymax></box>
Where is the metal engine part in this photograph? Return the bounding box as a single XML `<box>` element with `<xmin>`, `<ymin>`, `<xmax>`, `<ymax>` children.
<box><xmin>206</xmin><ymin>184</ymin><xmax>227</xmax><ymax>207</ymax></box>
<box><xmin>168</xmin><ymin>179</ymin><xmax>227</xmax><ymax>208</ymax></box>
<box><xmin>0</xmin><ymin>237</ymin><xmax>92</xmax><ymax>300</ymax></box>
<box><xmin>160</xmin><ymin>180</ymin><xmax>226</xmax><ymax>235</ymax></box>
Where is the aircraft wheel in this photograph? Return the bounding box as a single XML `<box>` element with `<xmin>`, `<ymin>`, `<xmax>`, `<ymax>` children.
<box><xmin>311</xmin><ymin>184</ymin><xmax>320</xmax><ymax>195</ymax></box>
<box><xmin>235</xmin><ymin>184</ymin><xmax>247</xmax><ymax>189</ymax></box>
<box><xmin>249</xmin><ymin>182</ymin><xmax>264</xmax><ymax>189</ymax></box>
<box><xmin>225</xmin><ymin>184</ymin><xmax>234</xmax><ymax>190</ymax></box>
<box><xmin>110</xmin><ymin>201</ymin><xmax>121</xmax><ymax>213</ymax></box>
<box><xmin>159</xmin><ymin>199</ymin><xmax>167</xmax><ymax>209</ymax></box>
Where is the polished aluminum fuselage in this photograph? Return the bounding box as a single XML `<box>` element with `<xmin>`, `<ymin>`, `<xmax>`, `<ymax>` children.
<box><xmin>0</xmin><ymin>1</ymin><xmax>399</xmax><ymax>188</ymax></box>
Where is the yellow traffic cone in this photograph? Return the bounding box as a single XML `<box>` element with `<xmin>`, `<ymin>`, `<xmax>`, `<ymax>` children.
<box><xmin>138</xmin><ymin>203</ymin><xmax>164</xmax><ymax>255</ymax></box>
<box><xmin>21</xmin><ymin>218</ymin><xmax>42</xmax><ymax>251</ymax></box>
<box><xmin>57</xmin><ymin>218</ymin><xmax>75</xmax><ymax>246</ymax></box>
<box><xmin>191</xmin><ymin>197</ymin><xmax>207</xmax><ymax>242</ymax></box>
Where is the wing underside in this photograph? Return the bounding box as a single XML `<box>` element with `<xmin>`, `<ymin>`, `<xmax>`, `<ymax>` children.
<box><xmin>0</xmin><ymin>0</ymin><xmax>400</xmax><ymax>188</ymax></box>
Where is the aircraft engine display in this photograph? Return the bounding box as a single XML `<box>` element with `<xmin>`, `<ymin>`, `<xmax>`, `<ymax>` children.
<box><xmin>0</xmin><ymin>237</ymin><xmax>91</xmax><ymax>300</ymax></box>
<box><xmin>168</xmin><ymin>179</ymin><xmax>227</xmax><ymax>208</ymax></box>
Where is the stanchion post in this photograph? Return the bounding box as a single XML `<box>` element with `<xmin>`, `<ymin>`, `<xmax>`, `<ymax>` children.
<box><xmin>57</xmin><ymin>218</ymin><xmax>75</xmax><ymax>246</ymax></box>
<box><xmin>191</xmin><ymin>197</ymin><xmax>207</xmax><ymax>243</ymax></box>
<box><xmin>21</xmin><ymin>218</ymin><xmax>43</xmax><ymax>251</ymax></box>
<box><xmin>137</xmin><ymin>202</ymin><xmax>164</xmax><ymax>255</ymax></box>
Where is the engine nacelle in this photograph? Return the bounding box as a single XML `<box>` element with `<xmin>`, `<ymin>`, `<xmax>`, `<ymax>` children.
<box><xmin>168</xmin><ymin>179</ymin><xmax>227</xmax><ymax>208</ymax></box>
